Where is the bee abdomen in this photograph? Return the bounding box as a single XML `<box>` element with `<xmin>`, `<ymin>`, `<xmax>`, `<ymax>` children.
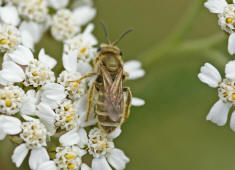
<box><xmin>99</xmin><ymin>121</ymin><xmax>120</xmax><ymax>127</ymax></box>
<box><xmin>95</xmin><ymin>106</ymin><xmax>121</xmax><ymax>133</ymax></box>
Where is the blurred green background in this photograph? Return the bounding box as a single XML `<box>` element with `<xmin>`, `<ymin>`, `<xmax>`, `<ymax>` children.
<box><xmin>3</xmin><ymin>0</ymin><xmax>235</xmax><ymax>169</ymax></box>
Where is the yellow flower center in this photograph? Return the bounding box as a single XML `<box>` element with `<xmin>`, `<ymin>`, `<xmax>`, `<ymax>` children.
<box><xmin>64</xmin><ymin>105</ymin><xmax>70</xmax><ymax>111</ymax></box>
<box><xmin>232</xmin><ymin>93</ymin><xmax>235</xmax><ymax>100</ymax></box>
<box><xmin>101</xmin><ymin>143</ymin><xmax>105</xmax><ymax>148</ymax></box>
<box><xmin>32</xmin><ymin>71</ymin><xmax>38</xmax><ymax>76</ymax></box>
<box><xmin>226</xmin><ymin>17</ymin><xmax>233</xmax><ymax>24</ymax></box>
<box><xmin>1</xmin><ymin>94</ymin><xmax>6</xmax><ymax>100</ymax></box>
<box><xmin>0</xmin><ymin>39</ymin><xmax>7</xmax><ymax>44</ymax></box>
<box><xmin>66</xmin><ymin>116</ymin><xmax>74</xmax><ymax>122</ymax></box>
<box><xmin>5</xmin><ymin>99</ymin><xmax>12</xmax><ymax>107</ymax></box>
<box><xmin>68</xmin><ymin>164</ymin><xmax>75</xmax><ymax>169</ymax></box>
<box><xmin>73</xmin><ymin>82</ymin><xmax>79</xmax><ymax>88</ymax></box>
<box><xmin>80</xmin><ymin>47</ymin><xmax>86</xmax><ymax>53</ymax></box>
<box><xmin>65</xmin><ymin>154</ymin><xmax>76</xmax><ymax>159</ymax></box>
<box><xmin>37</xmin><ymin>0</ymin><xmax>43</xmax><ymax>5</ymax></box>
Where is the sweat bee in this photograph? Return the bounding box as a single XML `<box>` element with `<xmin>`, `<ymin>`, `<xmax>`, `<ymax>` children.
<box><xmin>73</xmin><ymin>22</ymin><xmax>133</xmax><ymax>134</ymax></box>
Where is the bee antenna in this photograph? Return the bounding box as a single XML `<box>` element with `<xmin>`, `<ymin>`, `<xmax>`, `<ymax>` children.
<box><xmin>100</xmin><ymin>21</ymin><xmax>111</xmax><ymax>44</ymax></box>
<box><xmin>112</xmin><ymin>28</ymin><xmax>133</xmax><ymax>45</ymax></box>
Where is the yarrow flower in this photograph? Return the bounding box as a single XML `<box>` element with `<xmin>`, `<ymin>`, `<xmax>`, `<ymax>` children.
<box><xmin>55</xmin><ymin>99</ymin><xmax>78</xmax><ymax>131</ymax></box>
<box><xmin>88</xmin><ymin>128</ymin><xmax>130</xmax><ymax>170</ymax></box>
<box><xmin>17</xmin><ymin>0</ymin><xmax>49</xmax><ymax>23</ymax></box>
<box><xmin>12</xmin><ymin>116</ymin><xmax>50</xmax><ymax>169</ymax></box>
<box><xmin>58</xmin><ymin>71</ymin><xmax>86</xmax><ymax>100</ymax></box>
<box><xmin>0</xmin><ymin>24</ymin><xmax>21</xmax><ymax>52</ymax></box>
<box><xmin>198</xmin><ymin>61</ymin><xmax>235</xmax><ymax>130</ymax></box>
<box><xmin>63</xmin><ymin>24</ymin><xmax>97</xmax><ymax>63</ymax></box>
<box><xmin>204</xmin><ymin>0</ymin><xmax>235</xmax><ymax>54</ymax></box>
<box><xmin>51</xmin><ymin>6</ymin><xmax>96</xmax><ymax>41</ymax></box>
<box><xmin>0</xmin><ymin>85</ymin><xmax>25</xmax><ymax>115</ymax></box>
<box><xmin>54</xmin><ymin>146</ymin><xmax>86</xmax><ymax>169</ymax></box>
<box><xmin>0</xmin><ymin>1</ymin><xmax>146</xmax><ymax>169</ymax></box>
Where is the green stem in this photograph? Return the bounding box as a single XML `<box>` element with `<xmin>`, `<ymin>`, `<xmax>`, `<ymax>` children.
<box><xmin>140</xmin><ymin>33</ymin><xmax>226</xmax><ymax>68</ymax></box>
<box><xmin>167</xmin><ymin>0</ymin><xmax>205</xmax><ymax>43</ymax></box>
<box><xmin>204</xmin><ymin>49</ymin><xmax>229</xmax><ymax>66</ymax></box>
<box><xmin>176</xmin><ymin>33</ymin><xmax>226</xmax><ymax>53</ymax></box>
<box><xmin>138</xmin><ymin>0</ymin><xmax>206</xmax><ymax>67</ymax></box>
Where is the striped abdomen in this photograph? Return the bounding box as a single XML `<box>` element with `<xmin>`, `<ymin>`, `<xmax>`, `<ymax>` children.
<box><xmin>95</xmin><ymin>91</ymin><xmax>122</xmax><ymax>133</ymax></box>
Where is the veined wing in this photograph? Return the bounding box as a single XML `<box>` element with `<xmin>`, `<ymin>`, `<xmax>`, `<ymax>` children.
<box><xmin>101</xmin><ymin>66</ymin><xmax>124</xmax><ymax>121</ymax></box>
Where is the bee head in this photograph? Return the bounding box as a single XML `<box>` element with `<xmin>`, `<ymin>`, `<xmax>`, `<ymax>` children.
<box><xmin>97</xmin><ymin>44</ymin><xmax>122</xmax><ymax>56</ymax></box>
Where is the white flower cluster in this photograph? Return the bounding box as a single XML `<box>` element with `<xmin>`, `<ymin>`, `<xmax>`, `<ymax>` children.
<box><xmin>198</xmin><ymin>0</ymin><xmax>235</xmax><ymax>132</ymax></box>
<box><xmin>0</xmin><ymin>0</ymin><xmax>146</xmax><ymax>170</ymax></box>
<box><xmin>204</xmin><ymin>0</ymin><xmax>235</xmax><ymax>54</ymax></box>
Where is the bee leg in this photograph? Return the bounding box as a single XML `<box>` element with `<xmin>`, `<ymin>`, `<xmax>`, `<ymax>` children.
<box><xmin>70</xmin><ymin>72</ymin><xmax>97</xmax><ymax>84</ymax></box>
<box><xmin>123</xmin><ymin>87</ymin><xmax>132</xmax><ymax>122</ymax></box>
<box><xmin>86</xmin><ymin>81</ymin><xmax>96</xmax><ymax>122</ymax></box>
<box><xmin>123</xmin><ymin>71</ymin><xmax>129</xmax><ymax>80</ymax></box>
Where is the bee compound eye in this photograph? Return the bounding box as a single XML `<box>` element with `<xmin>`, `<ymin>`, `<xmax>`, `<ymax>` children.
<box><xmin>120</xmin><ymin>51</ymin><xmax>123</xmax><ymax>56</ymax></box>
<box><xmin>97</xmin><ymin>47</ymin><xmax>102</xmax><ymax>52</ymax></box>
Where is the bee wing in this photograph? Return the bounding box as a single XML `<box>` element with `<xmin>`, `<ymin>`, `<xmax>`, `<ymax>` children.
<box><xmin>101</xmin><ymin>66</ymin><xmax>124</xmax><ymax>121</ymax></box>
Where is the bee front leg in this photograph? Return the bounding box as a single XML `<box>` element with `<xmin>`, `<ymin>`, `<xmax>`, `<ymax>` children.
<box><xmin>123</xmin><ymin>87</ymin><xmax>132</xmax><ymax>122</ymax></box>
<box><xmin>86</xmin><ymin>81</ymin><xmax>96</xmax><ymax>122</ymax></box>
<box><xmin>70</xmin><ymin>72</ymin><xmax>97</xmax><ymax>84</ymax></box>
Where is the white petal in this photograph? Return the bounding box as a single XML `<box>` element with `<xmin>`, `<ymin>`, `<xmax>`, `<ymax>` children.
<box><xmin>108</xmin><ymin>127</ymin><xmax>122</xmax><ymax>139</ymax></box>
<box><xmin>198</xmin><ymin>63</ymin><xmax>221</xmax><ymax>88</ymax></box>
<box><xmin>81</xmin><ymin>164</ymin><xmax>91</xmax><ymax>170</ymax></box>
<box><xmin>83</xmin><ymin>24</ymin><xmax>98</xmax><ymax>45</ymax></box>
<box><xmin>76</xmin><ymin>61</ymin><xmax>93</xmax><ymax>75</ymax></box>
<box><xmin>92</xmin><ymin>157</ymin><xmax>112</xmax><ymax>170</ymax></box>
<box><xmin>62</xmin><ymin>51</ymin><xmax>77</xmax><ymax>72</ymax></box>
<box><xmin>230</xmin><ymin>110</ymin><xmax>235</xmax><ymax>131</ymax></box>
<box><xmin>0</xmin><ymin>61</ymin><xmax>25</xmax><ymax>84</ymax></box>
<box><xmin>41</xmin><ymin>83</ymin><xmax>65</xmax><ymax>100</ymax></box>
<box><xmin>204</xmin><ymin>0</ymin><xmax>227</xmax><ymax>13</ymax></box>
<box><xmin>127</xmin><ymin>69</ymin><xmax>145</xmax><ymax>80</ymax></box>
<box><xmin>29</xmin><ymin>147</ymin><xmax>49</xmax><ymax>170</ymax></box>
<box><xmin>124</xmin><ymin>60</ymin><xmax>142</xmax><ymax>70</ymax></box>
<box><xmin>228</xmin><ymin>33</ymin><xmax>235</xmax><ymax>55</ymax></box>
<box><xmin>21</xmin><ymin>30</ymin><xmax>34</xmax><ymax>49</ymax></box>
<box><xmin>59</xmin><ymin>129</ymin><xmax>79</xmax><ymax>146</ymax></box>
<box><xmin>39</xmin><ymin>49</ymin><xmax>57</xmax><ymax>69</ymax></box>
<box><xmin>77</xmin><ymin>98</ymin><xmax>97</xmax><ymax>127</ymax></box>
<box><xmin>76</xmin><ymin>95</ymin><xmax>87</xmax><ymax>114</ymax></box>
<box><xmin>73</xmin><ymin>6</ymin><xmax>96</xmax><ymax>26</ymax></box>
<box><xmin>132</xmin><ymin>97</ymin><xmax>145</xmax><ymax>106</ymax></box>
<box><xmin>107</xmin><ymin>148</ymin><xmax>130</xmax><ymax>170</ymax></box>
<box><xmin>0</xmin><ymin>5</ymin><xmax>19</xmax><ymax>26</ymax></box>
<box><xmin>1</xmin><ymin>116</ymin><xmax>22</xmax><ymax>135</ymax></box>
<box><xmin>12</xmin><ymin>144</ymin><xmax>29</xmax><ymax>168</ymax></box>
<box><xmin>77</xmin><ymin>128</ymin><xmax>88</xmax><ymax>148</ymax></box>
<box><xmin>206</xmin><ymin>99</ymin><xmax>232</xmax><ymax>126</ymax></box>
<box><xmin>48</xmin><ymin>0</ymin><xmax>69</xmax><ymax>9</ymax></box>
<box><xmin>225</xmin><ymin>60</ymin><xmax>235</xmax><ymax>79</ymax></box>
<box><xmin>79</xmin><ymin>113</ymin><xmax>97</xmax><ymax>127</ymax></box>
<box><xmin>41</xmin><ymin>83</ymin><xmax>66</xmax><ymax>109</ymax></box>
<box><xmin>22</xmin><ymin>115</ymin><xmax>37</xmax><ymax>122</ymax></box>
<box><xmin>37</xmin><ymin>161</ymin><xmax>58</xmax><ymax>170</ymax></box>
<box><xmin>124</xmin><ymin>60</ymin><xmax>145</xmax><ymax>80</ymax></box>
<box><xmin>0</xmin><ymin>130</ymin><xmax>6</xmax><ymax>140</ymax></box>
<box><xmin>8</xmin><ymin>45</ymin><xmax>34</xmax><ymax>65</ymax></box>
<box><xmin>71</xmin><ymin>0</ymin><xmax>93</xmax><ymax>9</ymax></box>
<box><xmin>19</xmin><ymin>21</ymin><xmax>43</xmax><ymax>43</ymax></box>
<box><xmin>21</xmin><ymin>90</ymin><xmax>37</xmax><ymax>115</ymax></box>
<box><xmin>36</xmin><ymin>103</ymin><xmax>56</xmax><ymax>135</ymax></box>
<box><xmin>0</xmin><ymin>116</ymin><xmax>21</xmax><ymax>139</ymax></box>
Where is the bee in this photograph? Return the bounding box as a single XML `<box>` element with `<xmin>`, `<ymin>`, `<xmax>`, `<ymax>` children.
<box><xmin>73</xmin><ymin>22</ymin><xmax>133</xmax><ymax>133</ymax></box>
